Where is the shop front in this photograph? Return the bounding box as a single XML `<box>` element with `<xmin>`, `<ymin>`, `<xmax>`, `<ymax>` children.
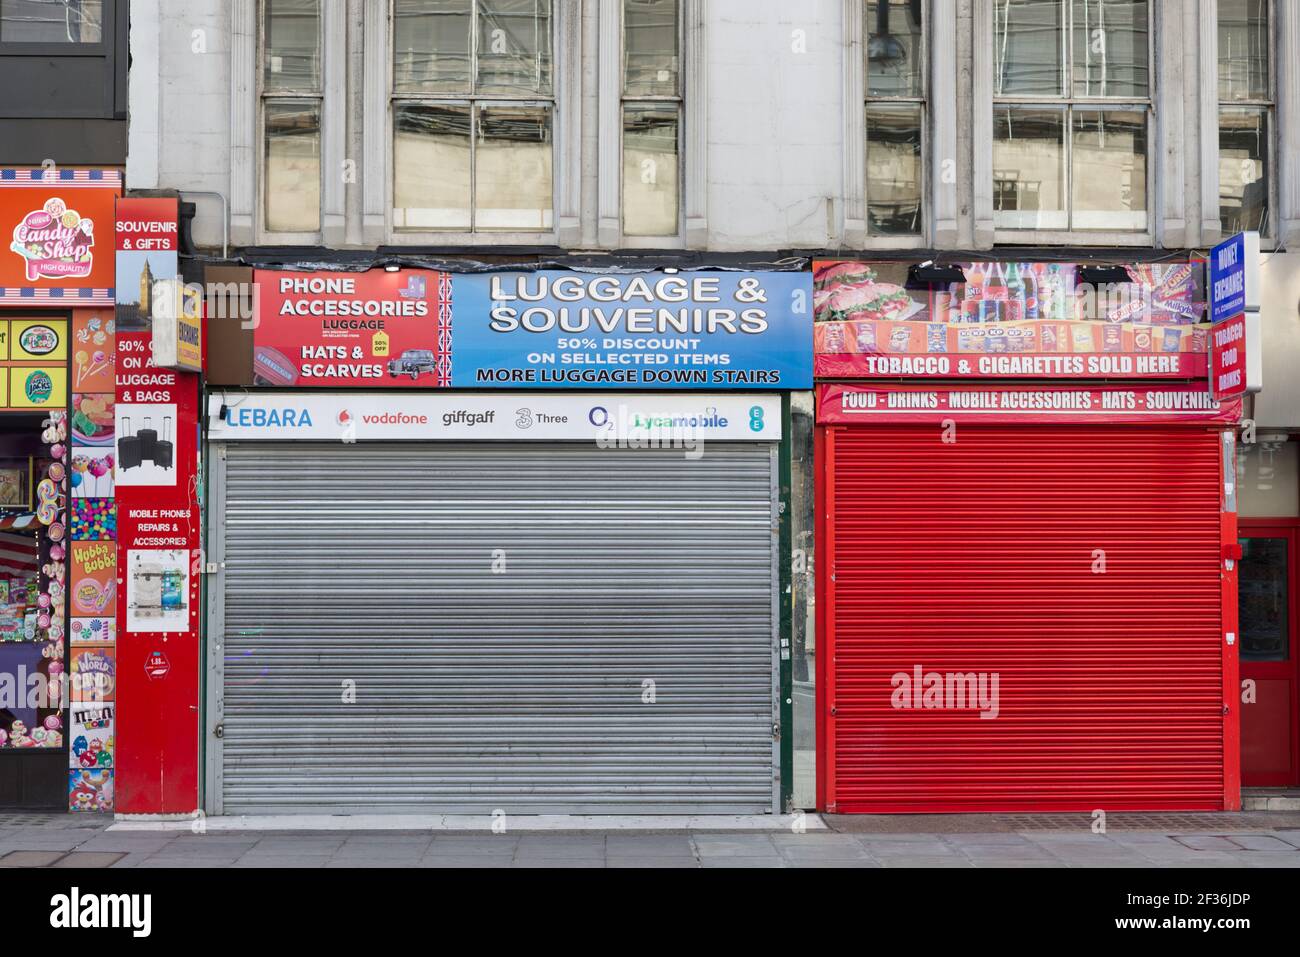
<box><xmin>0</xmin><ymin>168</ymin><xmax>119</xmax><ymax>810</ymax></box>
<box><xmin>201</xmin><ymin>266</ymin><xmax>810</xmax><ymax>814</ymax></box>
<box><xmin>1236</xmin><ymin>250</ymin><xmax>1300</xmax><ymax>790</ymax></box>
<box><xmin>813</xmin><ymin>260</ymin><xmax>1241</xmax><ymax>813</ymax></box>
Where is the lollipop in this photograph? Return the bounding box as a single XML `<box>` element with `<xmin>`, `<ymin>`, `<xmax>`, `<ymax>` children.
<box><xmin>75</xmin><ymin>349</ymin><xmax>89</xmax><ymax>384</ymax></box>
<box><xmin>88</xmin><ymin>457</ymin><xmax>108</xmax><ymax>497</ymax></box>
<box><xmin>83</xmin><ymin>350</ymin><xmax>109</xmax><ymax>380</ymax></box>
<box><xmin>70</xmin><ymin>471</ymin><xmax>82</xmax><ymax>490</ymax></box>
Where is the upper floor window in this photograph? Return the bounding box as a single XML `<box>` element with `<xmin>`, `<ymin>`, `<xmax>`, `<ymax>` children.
<box><xmin>0</xmin><ymin>0</ymin><xmax>102</xmax><ymax>43</ymax></box>
<box><xmin>392</xmin><ymin>0</ymin><xmax>554</xmax><ymax>233</ymax></box>
<box><xmin>622</xmin><ymin>0</ymin><xmax>681</xmax><ymax>237</ymax></box>
<box><xmin>865</xmin><ymin>0</ymin><xmax>925</xmax><ymax>236</ymax></box>
<box><xmin>262</xmin><ymin>0</ymin><xmax>323</xmax><ymax>234</ymax></box>
<box><xmin>1217</xmin><ymin>0</ymin><xmax>1271</xmax><ymax>235</ymax></box>
<box><xmin>992</xmin><ymin>0</ymin><xmax>1149</xmax><ymax>232</ymax></box>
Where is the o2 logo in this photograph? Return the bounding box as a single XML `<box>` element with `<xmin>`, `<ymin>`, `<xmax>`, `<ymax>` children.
<box><xmin>748</xmin><ymin>405</ymin><xmax>765</xmax><ymax>433</ymax></box>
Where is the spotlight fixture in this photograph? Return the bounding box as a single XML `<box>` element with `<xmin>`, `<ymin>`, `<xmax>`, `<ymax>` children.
<box><xmin>1077</xmin><ymin>265</ymin><xmax>1131</xmax><ymax>285</ymax></box>
<box><xmin>907</xmin><ymin>262</ymin><xmax>966</xmax><ymax>285</ymax></box>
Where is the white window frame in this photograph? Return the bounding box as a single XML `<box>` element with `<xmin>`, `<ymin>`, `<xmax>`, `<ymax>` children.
<box><xmin>973</xmin><ymin>0</ymin><xmax>1156</xmax><ymax>247</ymax></box>
<box><xmin>1201</xmin><ymin>0</ymin><xmax>1283</xmax><ymax>248</ymax></box>
<box><xmin>844</xmin><ymin>0</ymin><xmax>953</xmax><ymax>248</ymax></box>
<box><xmin>598</xmin><ymin>0</ymin><xmax>705</xmax><ymax>250</ymax></box>
<box><xmin>231</xmin><ymin>0</ymin><xmax>346</xmax><ymax>246</ymax></box>
<box><xmin>379</xmin><ymin>0</ymin><xmax>574</xmax><ymax>245</ymax></box>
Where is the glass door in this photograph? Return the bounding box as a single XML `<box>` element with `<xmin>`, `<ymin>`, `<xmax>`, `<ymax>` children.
<box><xmin>1238</xmin><ymin>523</ymin><xmax>1299</xmax><ymax>787</ymax></box>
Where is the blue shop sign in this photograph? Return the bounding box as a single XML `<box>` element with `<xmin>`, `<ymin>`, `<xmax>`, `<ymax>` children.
<box><xmin>451</xmin><ymin>270</ymin><xmax>813</xmax><ymax>389</ymax></box>
<box><xmin>1208</xmin><ymin>232</ymin><xmax>1260</xmax><ymax>324</ymax></box>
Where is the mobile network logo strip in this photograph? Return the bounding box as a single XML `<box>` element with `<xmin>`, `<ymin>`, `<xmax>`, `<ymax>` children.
<box><xmin>50</xmin><ymin>888</ymin><xmax>151</xmax><ymax>938</ymax></box>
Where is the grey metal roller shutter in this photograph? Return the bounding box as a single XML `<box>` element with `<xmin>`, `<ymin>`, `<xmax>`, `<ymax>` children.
<box><xmin>210</xmin><ymin>442</ymin><xmax>777</xmax><ymax>814</ymax></box>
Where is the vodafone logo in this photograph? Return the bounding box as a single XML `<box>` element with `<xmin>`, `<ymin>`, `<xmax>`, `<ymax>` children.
<box><xmin>336</xmin><ymin>409</ymin><xmax>352</xmax><ymax>426</ymax></box>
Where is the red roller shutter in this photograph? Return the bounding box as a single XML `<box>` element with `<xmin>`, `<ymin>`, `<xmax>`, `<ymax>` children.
<box><xmin>821</xmin><ymin>425</ymin><xmax>1229</xmax><ymax>813</ymax></box>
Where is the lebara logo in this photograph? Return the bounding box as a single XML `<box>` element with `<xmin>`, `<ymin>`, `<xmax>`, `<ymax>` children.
<box><xmin>228</xmin><ymin>407</ymin><xmax>314</xmax><ymax>429</ymax></box>
<box><xmin>10</xmin><ymin>197</ymin><xmax>94</xmax><ymax>281</ymax></box>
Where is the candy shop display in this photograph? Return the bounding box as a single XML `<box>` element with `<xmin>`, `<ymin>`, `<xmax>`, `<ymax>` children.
<box><xmin>70</xmin><ymin>704</ymin><xmax>113</xmax><ymax>769</ymax></box>
<box><xmin>68</xmin><ymin>768</ymin><xmax>113</xmax><ymax>812</ymax></box>
<box><xmin>72</xmin><ymin>315</ymin><xmax>115</xmax><ymax>392</ymax></box>
<box><xmin>71</xmin><ymin>498</ymin><xmax>116</xmax><ymax>541</ymax></box>
<box><xmin>70</xmin><ymin>451</ymin><xmax>115</xmax><ymax>498</ymax></box>
<box><xmin>71</xmin><ymin>393</ymin><xmax>114</xmax><ymax>447</ymax></box>
<box><xmin>65</xmin><ymin>311</ymin><xmax>117</xmax><ymax>807</ymax></box>
<box><xmin>70</xmin><ymin>616</ymin><xmax>115</xmax><ymax>646</ymax></box>
<box><xmin>70</xmin><ymin>541</ymin><xmax>116</xmax><ymax>617</ymax></box>
<box><xmin>70</xmin><ymin>645</ymin><xmax>115</xmax><ymax>703</ymax></box>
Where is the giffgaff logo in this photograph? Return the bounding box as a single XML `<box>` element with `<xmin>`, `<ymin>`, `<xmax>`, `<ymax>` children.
<box><xmin>50</xmin><ymin>887</ymin><xmax>151</xmax><ymax>938</ymax></box>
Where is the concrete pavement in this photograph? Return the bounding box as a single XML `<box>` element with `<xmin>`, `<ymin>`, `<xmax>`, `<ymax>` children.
<box><xmin>2</xmin><ymin>812</ymin><xmax>1300</xmax><ymax>867</ymax></box>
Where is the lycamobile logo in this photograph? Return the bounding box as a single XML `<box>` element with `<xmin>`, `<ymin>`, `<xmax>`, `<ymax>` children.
<box><xmin>630</xmin><ymin>410</ymin><xmax>728</xmax><ymax>429</ymax></box>
<box><xmin>595</xmin><ymin>404</ymin><xmax>707</xmax><ymax>460</ymax></box>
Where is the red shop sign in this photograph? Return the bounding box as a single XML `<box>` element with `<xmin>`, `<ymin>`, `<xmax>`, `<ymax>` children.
<box><xmin>253</xmin><ymin>269</ymin><xmax>452</xmax><ymax>387</ymax></box>
<box><xmin>817</xmin><ymin>383</ymin><xmax>1242</xmax><ymax>426</ymax></box>
<box><xmin>1210</xmin><ymin>314</ymin><xmax>1248</xmax><ymax>401</ymax></box>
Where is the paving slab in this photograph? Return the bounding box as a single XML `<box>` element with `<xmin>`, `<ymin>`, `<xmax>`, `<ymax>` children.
<box><xmin>50</xmin><ymin>851</ymin><xmax>126</xmax><ymax>868</ymax></box>
<box><xmin>418</xmin><ymin>857</ymin><xmax>526</xmax><ymax>868</ymax></box>
<box><xmin>878</xmin><ymin>856</ymin><xmax>974</xmax><ymax>868</ymax></box>
<box><xmin>944</xmin><ymin>832</ymin><xmax>1036</xmax><ymax>846</ymax></box>
<box><xmin>1240</xmin><ymin>852</ymin><xmax>1300</xmax><ymax>867</ymax></box>
<box><xmin>701</xmin><ymin>857</ymin><xmax>785</xmax><ymax>868</ymax></box>
<box><xmin>0</xmin><ymin>849</ymin><xmax>67</xmax><ymax>867</ymax></box>
<box><xmin>514</xmin><ymin>859</ymin><xmax>605</xmax><ymax>868</ymax></box>
<box><xmin>604</xmin><ymin>835</ymin><xmax>695</xmax><ymax>856</ymax></box>
<box><xmin>778</xmin><ymin>843</ymin><xmax>875</xmax><ymax>862</ymax></box>
<box><xmin>1171</xmin><ymin>834</ymin><xmax>1241</xmax><ymax>851</ymax></box>
<box><xmin>1226</xmin><ymin>834</ymin><xmax>1299</xmax><ymax>851</ymax></box>
<box><xmin>607</xmin><ymin>858</ymin><xmax>701</xmax><ymax>868</ymax></box>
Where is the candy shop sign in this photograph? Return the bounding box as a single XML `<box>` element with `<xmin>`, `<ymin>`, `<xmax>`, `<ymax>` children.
<box><xmin>9</xmin><ymin>197</ymin><xmax>94</xmax><ymax>281</ymax></box>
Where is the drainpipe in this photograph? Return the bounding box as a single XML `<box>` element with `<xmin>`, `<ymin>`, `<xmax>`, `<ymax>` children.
<box><xmin>178</xmin><ymin>190</ymin><xmax>229</xmax><ymax>260</ymax></box>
